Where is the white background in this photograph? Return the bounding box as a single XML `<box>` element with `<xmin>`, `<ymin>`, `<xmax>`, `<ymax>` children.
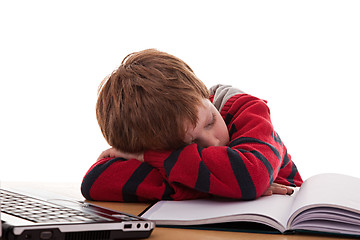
<box><xmin>1</xmin><ymin>0</ymin><xmax>359</xmax><ymax>183</ymax></box>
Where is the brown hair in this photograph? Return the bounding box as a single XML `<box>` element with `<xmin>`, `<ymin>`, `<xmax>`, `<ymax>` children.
<box><xmin>96</xmin><ymin>49</ymin><xmax>209</xmax><ymax>153</ymax></box>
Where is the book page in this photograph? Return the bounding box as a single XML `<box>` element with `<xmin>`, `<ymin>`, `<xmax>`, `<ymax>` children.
<box><xmin>142</xmin><ymin>193</ymin><xmax>296</xmax><ymax>232</ymax></box>
<box><xmin>288</xmin><ymin>173</ymin><xmax>360</xmax><ymax>227</ymax></box>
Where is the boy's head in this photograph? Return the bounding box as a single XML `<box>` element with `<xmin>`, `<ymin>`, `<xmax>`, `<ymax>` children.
<box><xmin>96</xmin><ymin>49</ymin><xmax>210</xmax><ymax>153</ymax></box>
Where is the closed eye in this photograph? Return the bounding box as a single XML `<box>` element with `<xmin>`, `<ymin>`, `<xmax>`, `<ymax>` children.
<box><xmin>205</xmin><ymin>113</ymin><xmax>216</xmax><ymax>129</ymax></box>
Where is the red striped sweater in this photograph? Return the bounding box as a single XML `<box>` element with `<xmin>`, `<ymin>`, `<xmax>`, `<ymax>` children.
<box><xmin>81</xmin><ymin>85</ymin><xmax>303</xmax><ymax>202</ymax></box>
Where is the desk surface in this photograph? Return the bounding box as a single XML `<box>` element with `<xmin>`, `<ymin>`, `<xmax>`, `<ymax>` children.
<box><xmin>2</xmin><ymin>182</ymin><xmax>356</xmax><ymax>240</ymax></box>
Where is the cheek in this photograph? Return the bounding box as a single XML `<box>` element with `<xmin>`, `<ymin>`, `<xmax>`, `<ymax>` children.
<box><xmin>221</xmin><ymin>127</ymin><xmax>230</xmax><ymax>145</ymax></box>
<box><xmin>215</xmin><ymin>120</ymin><xmax>230</xmax><ymax>145</ymax></box>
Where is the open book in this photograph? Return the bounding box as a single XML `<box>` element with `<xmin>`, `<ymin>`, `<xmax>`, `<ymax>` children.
<box><xmin>141</xmin><ymin>173</ymin><xmax>360</xmax><ymax>237</ymax></box>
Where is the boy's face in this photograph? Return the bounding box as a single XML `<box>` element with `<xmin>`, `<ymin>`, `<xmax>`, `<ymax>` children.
<box><xmin>184</xmin><ymin>99</ymin><xmax>229</xmax><ymax>148</ymax></box>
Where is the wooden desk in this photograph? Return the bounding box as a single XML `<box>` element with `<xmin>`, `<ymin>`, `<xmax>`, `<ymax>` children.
<box><xmin>2</xmin><ymin>182</ymin><xmax>356</xmax><ymax>240</ymax></box>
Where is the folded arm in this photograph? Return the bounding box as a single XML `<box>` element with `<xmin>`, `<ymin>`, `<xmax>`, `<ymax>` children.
<box><xmin>142</xmin><ymin>93</ymin><xmax>302</xmax><ymax>200</ymax></box>
<box><xmin>81</xmin><ymin>157</ymin><xmax>208</xmax><ymax>202</ymax></box>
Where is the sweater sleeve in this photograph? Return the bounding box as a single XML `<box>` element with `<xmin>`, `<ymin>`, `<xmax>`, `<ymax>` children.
<box><xmin>144</xmin><ymin>86</ymin><xmax>303</xmax><ymax>200</ymax></box>
<box><xmin>81</xmin><ymin>157</ymin><xmax>208</xmax><ymax>202</ymax></box>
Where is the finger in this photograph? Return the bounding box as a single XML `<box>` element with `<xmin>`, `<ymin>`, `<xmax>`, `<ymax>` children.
<box><xmin>271</xmin><ymin>187</ymin><xmax>288</xmax><ymax>195</ymax></box>
<box><xmin>286</xmin><ymin>187</ymin><xmax>295</xmax><ymax>195</ymax></box>
<box><xmin>271</xmin><ymin>184</ymin><xmax>294</xmax><ymax>195</ymax></box>
<box><xmin>97</xmin><ymin>152</ymin><xmax>106</xmax><ymax>161</ymax></box>
<box><xmin>97</xmin><ymin>149</ymin><xmax>111</xmax><ymax>161</ymax></box>
<box><xmin>275</xmin><ymin>183</ymin><xmax>294</xmax><ymax>195</ymax></box>
<box><xmin>97</xmin><ymin>153</ymin><xmax>104</xmax><ymax>161</ymax></box>
<box><xmin>262</xmin><ymin>189</ymin><xmax>273</xmax><ymax>196</ymax></box>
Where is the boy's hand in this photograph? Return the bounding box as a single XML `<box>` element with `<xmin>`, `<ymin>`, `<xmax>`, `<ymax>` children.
<box><xmin>97</xmin><ymin>147</ymin><xmax>144</xmax><ymax>162</ymax></box>
<box><xmin>262</xmin><ymin>183</ymin><xmax>294</xmax><ymax>196</ymax></box>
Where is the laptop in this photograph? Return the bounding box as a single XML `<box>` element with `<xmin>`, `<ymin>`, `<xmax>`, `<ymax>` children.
<box><xmin>0</xmin><ymin>187</ymin><xmax>154</xmax><ymax>240</ymax></box>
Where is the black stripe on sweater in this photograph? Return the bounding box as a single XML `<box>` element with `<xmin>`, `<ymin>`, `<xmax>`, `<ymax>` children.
<box><xmin>194</xmin><ymin>161</ymin><xmax>211</xmax><ymax>193</ymax></box>
<box><xmin>229</xmin><ymin>124</ymin><xmax>237</xmax><ymax>140</ymax></box>
<box><xmin>286</xmin><ymin>162</ymin><xmax>298</xmax><ymax>187</ymax></box>
<box><xmin>239</xmin><ymin>149</ymin><xmax>274</xmax><ymax>185</ymax></box>
<box><xmin>281</xmin><ymin>150</ymin><xmax>290</xmax><ymax>169</ymax></box>
<box><xmin>227</xmin><ymin>148</ymin><xmax>257</xmax><ymax>200</ymax></box>
<box><xmin>161</xmin><ymin>180</ymin><xmax>175</xmax><ymax>200</ymax></box>
<box><xmin>224</xmin><ymin>113</ymin><xmax>233</xmax><ymax>126</ymax></box>
<box><xmin>272</xmin><ymin>131</ymin><xmax>283</xmax><ymax>146</ymax></box>
<box><xmin>122</xmin><ymin>162</ymin><xmax>154</xmax><ymax>202</ymax></box>
<box><xmin>164</xmin><ymin>146</ymin><xmax>186</xmax><ymax>176</ymax></box>
<box><xmin>229</xmin><ymin>137</ymin><xmax>281</xmax><ymax>162</ymax></box>
<box><xmin>194</xmin><ymin>146</ymin><xmax>211</xmax><ymax>192</ymax></box>
<box><xmin>81</xmin><ymin>157</ymin><xmax>125</xmax><ymax>201</ymax></box>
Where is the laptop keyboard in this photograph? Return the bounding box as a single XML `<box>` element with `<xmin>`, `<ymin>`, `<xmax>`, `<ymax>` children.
<box><xmin>0</xmin><ymin>189</ymin><xmax>105</xmax><ymax>223</ymax></box>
